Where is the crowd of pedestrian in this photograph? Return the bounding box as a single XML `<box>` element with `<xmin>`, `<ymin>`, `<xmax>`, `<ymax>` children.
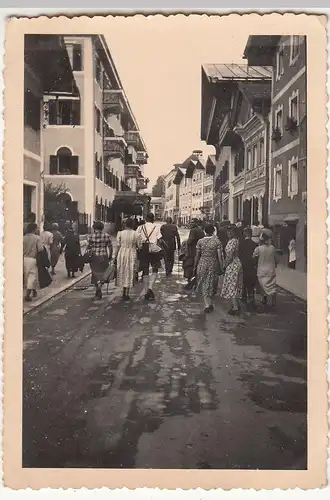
<box><xmin>22</xmin><ymin>211</ymin><xmax>286</xmax><ymax>313</ymax></box>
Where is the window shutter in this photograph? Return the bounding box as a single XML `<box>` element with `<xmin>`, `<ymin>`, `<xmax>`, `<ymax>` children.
<box><xmin>71</xmin><ymin>156</ymin><xmax>79</xmax><ymax>175</ymax></box>
<box><xmin>49</xmin><ymin>155</ymin><xmax>57</xmax><ymax>175</ymax></box>
<box><xmin>48</xmin><ymin>100</ymin><xmax>57</xmax><ymax>125</ymax></box>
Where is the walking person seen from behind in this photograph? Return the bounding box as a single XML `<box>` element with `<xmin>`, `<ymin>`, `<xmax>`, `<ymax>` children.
<box><xmin>50</xmin><ymin>223</ymin><xmax>64</xmax><ymax>276</ymax></box>
<box><xmin>239</xmin><ymin>226</ymin><xmax>258</xmax><ymax>310</ymax></box>
<box><xmin>62</xmin><ymin>226</ymin><xmax>82</xmax><ymax>279</ymax></box>
<box><xmin>194</xmin><ymin>223</ymin><xmax>224</xmax><ymax>313</ymax></box>
<box><xmin>115</xmin><ymin>217</ymin><xmax>140</xmax><ymax>301</ymax></box>
<box><xmin>87</xmin><ymin>220</ymin><xmax>113</xmax><ymax>300</ymax></box>
<box><xmin>183</xmin><ymin>219</ymin><xmax>204</xmax><ymax>289</ymax></box>
<box><xmin>160</xmin><ymin>217</ymin><xmax>181</xmax><ymax>276</ymax></box>
<box><xmin>253</xmin><ymin>232</ymin><xmax>278</xmax><ymax>307</ymax></box>
<box><xmin>136</xmin><ymin>212</ymin><xmax>162</xmax><ymax>301</ymax></box>
<box><xmin>221</xmin><ymin>224</ymin><xmax>243</xmax><ymax>315</ymax></box>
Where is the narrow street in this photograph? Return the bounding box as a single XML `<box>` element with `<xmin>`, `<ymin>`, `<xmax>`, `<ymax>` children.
<box><xmin>23</xmin><ymin>237</ymin><xmax>307</xmax><ymax>470</ymax></box>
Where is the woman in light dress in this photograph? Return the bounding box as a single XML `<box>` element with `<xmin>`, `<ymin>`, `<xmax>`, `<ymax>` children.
<box><xmin>220</xmin><ymin>225</ymin><xmax>243</xmax><ymax>315</ymax></box>
<box><xmin>115</xmin><ymin>217</ymin><xmax>140</xmax><ymax>301</ymax></box>
<box><xmin>288</xmin><ymin>237</ymin><xmax>296</xmax><ymax>269</ymax></box>
<box><xmin>194</xmin><ymin>223</ymin><xmax>224</xmax><ymax>313</ymax></box>
<box><xmin>253</xmin><ymin>232</ymin><xmax>277</xmax><ymax>307</ymax></box>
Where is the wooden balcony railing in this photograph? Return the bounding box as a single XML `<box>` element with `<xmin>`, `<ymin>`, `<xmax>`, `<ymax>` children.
<box><xmin>136</xmin><ymin>151</ymin><xmax>148</xmax><ymax>164</ymax></box>
<box><xmin>103</xmin><ymin>90</ymin><xmax>124</xmax><ymax>114</ymax></box>
<box><xmin>124</xmin><ymin>131</ymin><xmax>140</xmax><ymax>146</ymax></box>
<box><xmin>103</xmin><ymin>137</ymin><xmax>126</xmax><ymax>159</ymax></box>
<box><xmin>136</xmin><ymin>177</ymin><xmax>148</xmax><ymax>190</ymax></box>
<box><xmin>124</xmin><ymin>164</ymin><xmax>141</xmax><ymax>179</ymax></box>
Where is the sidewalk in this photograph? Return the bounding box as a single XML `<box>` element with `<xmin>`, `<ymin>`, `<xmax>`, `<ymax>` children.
<box><xmin>276</xmin><ymin>265</ymin><xmax>307</xmax><ymax>301</ymax></box>
<box><xmin>23</xmin><ymin>236</ymin><xmax>117</xmax><ymax>314</ymax></box>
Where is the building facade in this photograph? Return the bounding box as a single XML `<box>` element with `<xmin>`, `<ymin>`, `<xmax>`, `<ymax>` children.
<box><xmin>24</xmin><ymin>35</ymin><xmax>77</xmax><ymax>228</ymax></box>
<box><xmin>201</xmin><ymin>63</ymin><xmax>271</xmax><ymax>224</ymax></box>
<box><xmin>172</xmin><ymin>151</ymin><xmax>207</xmax><ymax>225</ymax></box>
<box><xmin>42</xmin><ymin>35</ymin><xmax>148</xmax><ymax>231</ymax></box>
<box><xmin>164</xmin><ymin>167</ymin><xmax>180</xmax><ymax>223</ymax></box>
<box><xmin>244</xmin><ymin>35</ymin><xmax>307</xmax><ymax>272</ymax></box>
<box><xmin>150</xmin><ymin>196</ymin><xmax>165</xmax><ymax>220</ymax></box>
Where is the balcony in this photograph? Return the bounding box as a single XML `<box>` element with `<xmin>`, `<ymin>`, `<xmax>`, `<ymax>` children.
<box><xmin>124</xmin><ymin>131</ymin><xmax>140</xmax><ymax>147</ymax></box>
<box><xmin>103</xmin><ymin>137</ymin><xmax>126</xmax><ymax>160</ymax></box>
<box><xmin>103</xmin><ymin>90</ymin><xmax>124</xmax><ymax>115</ymax></box>
<box><xmin>125</xmin><ymin>164</ymin><xmax>141</xmax><ymax>179</ymax></box>
<box><xmin>136</xmin><ymin>151</ymin><xmax>148</xmax><ymax>165</ymax></box>
<box><xmin>136</xmin><ymin>177</ymin><xmax>149</xmax><ymax>190</ymax></box>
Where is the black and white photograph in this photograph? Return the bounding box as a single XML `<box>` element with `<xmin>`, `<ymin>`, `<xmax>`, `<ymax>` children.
<box><xmin>3</xmin><ymin>12</ymin><xmax>328</xmax><ymax>490</ymax></box>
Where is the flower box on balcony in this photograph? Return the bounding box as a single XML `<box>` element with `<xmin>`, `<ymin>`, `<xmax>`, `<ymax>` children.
<box><xmin>272</xmin><ymin>127</ymin><xmax>282</xmax><ymax>142</ymax></box>
<box><xmin>285</xmin><ymin>116</ymin><xmax>298</xmax><ymax>133</ymax></box>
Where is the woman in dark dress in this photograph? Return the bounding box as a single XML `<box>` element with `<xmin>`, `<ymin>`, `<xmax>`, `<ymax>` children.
<box><xmin>63</xmin><ymin>227</ymin><xmax>82</xmax><ymax>278</ymax></box>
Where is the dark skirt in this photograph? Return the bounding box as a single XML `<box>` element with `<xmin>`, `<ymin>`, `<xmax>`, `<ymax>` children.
<box><xmin>65</xmin><ymin>252</ymin><xmax>80</xmax><ymax>273</ymax></box>
<box><xmin>90</xmin><ymin>255</ymin><xmax>109</xmax><ymax>284</ymax></box>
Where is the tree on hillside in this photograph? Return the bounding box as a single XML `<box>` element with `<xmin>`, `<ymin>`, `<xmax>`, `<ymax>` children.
<box><xmin>151</xmin><ymin>175</ymin><xmax>165</xmax><ymax>197</ymax></box>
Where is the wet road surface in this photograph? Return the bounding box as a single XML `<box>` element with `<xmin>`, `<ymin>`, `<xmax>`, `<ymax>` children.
<box><xmin>23</xmin><ymin>265</ymin><xmax>307</xmax><ymax>469</ymax></box>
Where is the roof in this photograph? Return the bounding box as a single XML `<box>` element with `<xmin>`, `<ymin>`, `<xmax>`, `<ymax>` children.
<box><xmin>202</xmin><ymin>63</ymin><xmax>272</xmax><ymax>82</ymax></box>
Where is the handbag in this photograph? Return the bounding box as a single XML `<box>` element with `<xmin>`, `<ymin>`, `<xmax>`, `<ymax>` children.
<box><xmin>83</xmin><ymin>247</ymin><xmax>94</xmax><ymax>264</ymax></box>
<box><xmin>103</xmin><ymin>260</ymin><xmax>116</xmax><ymax>283</ymax></box>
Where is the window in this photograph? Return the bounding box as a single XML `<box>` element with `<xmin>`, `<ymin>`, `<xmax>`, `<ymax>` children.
<box><xmin>252</xmin><ymin>144</ymin><xmax>258</xmax><ymax>169</ymax></box>
<box><xmin>276</xmin><ymin>45</ymin><xmax>284</xmax><ymax>80</ymax></box>
<box><xmin>259</xmin><ymin>138</ymin><xmax>265</xmax><ymax>164</ymax></box>
<box><xmin>288</xmin><ymin>157</ymin><xmax>299</xmax><ymax>197</ymax></box>
<box><xmin>49</xmin><ymin>147</ymin><xmax>79</xmax><ymax>175</ymax></box>
<box><xmin>290</xmin><ymin>36</ymin><xmax>300</xmax><ymax>64</ymax></box>
<box><xmin>95</xmin><ymin>106</ymin><xmax>101</xmax><ymax>133</ymax></box>
<box><xmin>24</xmin><ymin>89</ymin><xmax>41</xmax><ymax>132</ymax></box>
<box><xmin>48</xmin><ymin>99</ymin><xmax>80</xmax><ymax>125</ymax></box>
<box><xmin>72</xmin><ymin>44</ymin><xmax>83</xmax><ymax>71</ymax></box>
<box><xmin>289</xmin><ymin>91</ymin><xmax>299</xmax><ymax>124</ymax></box>
<box><xmin>247</xmin><ymin>149</ymin><xmax>252</xmax><ymax>171</ymax></box>
<box><xmin>273</xmin><ymin>164</ymin><xmax>282</xmax><ymax>200</ymax></box>
<box><xmin>275</xmin><ymin>106</ymin><xmax>283</xmax><ymax>135</ymax></box>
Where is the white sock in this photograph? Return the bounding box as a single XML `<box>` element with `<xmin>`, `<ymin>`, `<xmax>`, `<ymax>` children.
<box><xmin>149</xmin><ymin>273</ymin><xmax>157</xmax><ymax>290</ymax></box>
<box><xmin>142</xmin><ymin>276</ymin><xmax>149</xmax><ymax>293</ymax></box>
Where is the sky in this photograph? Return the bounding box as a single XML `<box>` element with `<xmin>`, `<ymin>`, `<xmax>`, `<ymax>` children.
<box><xmin>105</xmin><ymin>16</ymin><xmax>249</xmax><ymax>187</ymax></box>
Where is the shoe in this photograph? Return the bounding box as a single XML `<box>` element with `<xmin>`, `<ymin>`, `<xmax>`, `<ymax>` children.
<box><xmin>32</xmin><ymin>290</ymin><xmax>37</xmax><ymax>298</ymax></box>
<box><xmin>148</xmin><ymin>289</ymin><xmax>155</xmax><ymax>300</ymax></box>
<box><xmin>204</xmin><ymin>306</ymin><xmax>213</xmax><ymax>313</ymax></box>
<box><xmin>95</xmin><ymin>288</ymin><xmax>102</xmax><ymax>300</ymax></box>
<box><xmin>228</xmin><ymin>309</ymin><xmax>239</xmax><ymax>316</ymax></box>
<box><xmin>209</xmin><ymin>304</ymin><xmax>214</xmax><ymax>312</ymax></box>
<box><xmin>25</xmin><ymin>295</ymin><xmax>32</xmax><ymax>302</ymax></box>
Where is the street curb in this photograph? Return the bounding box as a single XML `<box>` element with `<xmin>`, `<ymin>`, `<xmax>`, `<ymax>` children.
<box><xmin>23</xmin><ymin>270</ymin><xmax>92</xmax><ymax>316</ymax></box>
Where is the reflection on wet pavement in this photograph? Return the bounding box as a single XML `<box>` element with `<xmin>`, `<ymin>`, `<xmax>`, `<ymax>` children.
<box><xmin>23</xmin><ymin>270</ymin><xmax>307</xmax><ymax>469</ymax></box>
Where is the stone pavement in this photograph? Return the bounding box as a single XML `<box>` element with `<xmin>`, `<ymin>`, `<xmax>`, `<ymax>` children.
<box><xmin>275</xmin><ymin>265</ymin><xmax>307</xmax><ymax>301</ymax></box>
<box><xmin>23</xmin><ymin>261</ymin><xmax>307</xmax><ymax>470</ymax></box>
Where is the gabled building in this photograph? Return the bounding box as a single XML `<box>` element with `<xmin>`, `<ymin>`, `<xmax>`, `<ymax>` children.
<box><xmin>201</xmin><ymin>63</ymin><xmax>271</xmax><ymax>223</ymax></box>
<box><xmin>244</xmin><ymin>35</ymin><xmax>307</xmax><ymax>272</ymax></box>
<box><xmin>164</xmin><ymin>167</ymin><xmax>180</xmax><ymax>223</ymax></box>
<box><xmin>173</xmin><ymin>150</ymin><xmax>206</xmax><ymax>225</ymax></box>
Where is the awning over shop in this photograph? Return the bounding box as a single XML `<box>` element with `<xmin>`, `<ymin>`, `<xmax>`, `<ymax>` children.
<box><xmin>25</xmin><ymin>35</ymin><xmax>79</xmax><ymax>97</ymax></box>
